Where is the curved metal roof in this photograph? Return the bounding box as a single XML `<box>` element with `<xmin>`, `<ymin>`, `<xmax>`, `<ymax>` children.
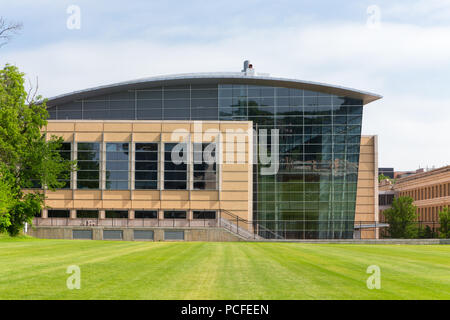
<box><xmin>46</xmin><ymin>72</ymin><xmax>382</xmax><ymax>106</ymax></box>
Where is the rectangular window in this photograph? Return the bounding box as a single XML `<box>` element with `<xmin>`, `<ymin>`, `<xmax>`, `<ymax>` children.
<box><xmin>135</xmin><ymin>210</ymin><xmax>157</xmax><ymax>219</ymax></box>
<box><xmin>105</xmin><ymin>210</ymin><xmax>128</xmax><ymax>219</ymax></box>
<box><xmin>57</xmin><ymin>142</ymin><xmax>72</xmax><ymax>189</ymax></box>
<box><xmin>135</xmin><ymin>143</ymin><xmax>158</xmax><ymax>189</ymax></box>
<box><xmin>164</xmin><ymin>143</ymin><xmax>187</xmax><ymax>190</ymax></box>
<box><xmin>77</xmin><ymin>143</ymin><xmax>100</xmax><ymax>189</ymax></box>
<box><xmin>47</xmin><ymin>210</ymin><xmax>70</xmax><ymax>218</ymax></box>
<box><xmin>164</xmin><ymin>211</ymin><xmax>187</xmax><ymax>219</ymax></box>
<box><xmin>76</xmin><ymin>210</ymin><xmax>98</xmax><ymax>218</ymax></box>
<box><xmin>193</xmin><ymin>143</ymin><xmax>217</xmax><ymax>190</ymax></box>
<box><xmin>164</xmin><ymin>230</ymin><xmax>184</xmax><ymax>240</ymax></box>
<box><xmin>73</xmin><ymin>230</ymin><xmax>93</xmax><ymax>240</ymax></box>
<box><xmin>103</xmin><ymin>230</ymin><xmax>123</xmax><ymax>240</ymax></box>
<box><xmin>106</xmin><ymin>143</ymin><xmax>129</xmax><ymax>190</ymax></box>
<box><xmin>134</xmin><ymin>230</ymin><xmax>154</xmax><ymax>240</ymax></box>
<box><xmin>193</xmin><ymin>211</ymin><xmax>216</xmax><ymax>219</ymax></box>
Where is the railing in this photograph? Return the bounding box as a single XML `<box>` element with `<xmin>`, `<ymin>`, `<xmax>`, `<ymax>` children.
<box><xmin>33</xmin><ymin>217</ymin><xmax>218</xmax><ymax>228</ymax></box>
<box><xmin>32</xmin><ymin>216</ymin><xmax>444</xmax><ymax>240</ymax></box>
<box><xmin>218</xmin><ymin>209</ymin><xmax>283</xmax><ymax>240</ymax></box>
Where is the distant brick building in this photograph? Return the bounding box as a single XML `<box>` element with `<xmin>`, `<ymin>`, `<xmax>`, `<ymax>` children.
<box><xmin>379</xmin><ymin>165</ymin><xmax>450</xmax><ymax>225</ymax></box>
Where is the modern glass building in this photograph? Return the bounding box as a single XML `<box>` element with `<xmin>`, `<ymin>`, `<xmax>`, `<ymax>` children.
<box><xmin>42</xmin><ymin>62</ymin><xmax>381</xmax><ymax>239</ymax></box>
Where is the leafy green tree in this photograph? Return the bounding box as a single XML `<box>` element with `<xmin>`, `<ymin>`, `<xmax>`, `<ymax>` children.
<box><xmin>0</xmin><ymin>168</ymin><xmax>13</xmax><ymax>231</ymax></box>
<box><xmin>0</xmin><ymin>64</ymin><xmax>75</xmax><ymax>236</ymax></box>
<box><xmin>417</xmin><ymin>225</ymin><xmax>436</xmax><ymax>239</ymax></box>
<box><xmin>383</xmin><ymin>196</ymin><xmax>418</xmax><ymax>238</ymax></box>
<box><xmin>438</xmin><ymin>207</ymin><xmax>450</xmax><ymax>239</ymax></box>
<box><xmin>378</xmin><ymin>173</ymin><xmax>391</xmax><ymax>182</ymax></box>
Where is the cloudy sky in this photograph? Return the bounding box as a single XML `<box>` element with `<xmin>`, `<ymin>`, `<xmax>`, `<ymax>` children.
<box><xmin>1</xmin><ymin>0</ymin><xmax>449</xmax><ymax>171</ymax></box>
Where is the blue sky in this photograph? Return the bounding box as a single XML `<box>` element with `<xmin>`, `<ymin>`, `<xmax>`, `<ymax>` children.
<box><xmin>1</xmin><ymin>0</ymin><xmax>450</xmax><ymax>170</ymax></box>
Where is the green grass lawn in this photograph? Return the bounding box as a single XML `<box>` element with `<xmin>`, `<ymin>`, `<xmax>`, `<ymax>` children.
<box><xmin>0</xmin><ymin>234</ymin><xmax>449</xmax><ymax>300</ymax></box>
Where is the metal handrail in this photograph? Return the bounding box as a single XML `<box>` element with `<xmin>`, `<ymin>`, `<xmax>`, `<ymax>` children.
<box><xmin>32</xmin><ymin>217</ymin><xmax>442</xmax><ymax>239</ymax></box>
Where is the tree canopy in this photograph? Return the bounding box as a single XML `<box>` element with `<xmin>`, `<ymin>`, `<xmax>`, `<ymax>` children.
<box><xmin>378</xmin><ymin>173</ymin><xmax>392</xmax><ymax>183</ymax></box>
<box><xmin>0</xmin><ymin>64</ymin><xmax>75</xmax><ymax>236</ymax></box>
<box><xmin>438</xmin><ymin>207</ymin><xmax>450</xmax><ymax>239</ymax></box>
<box><xmin>383</xmin><ymin>196</ymin><xmax>418</xmax><ymax>238</ymax></box>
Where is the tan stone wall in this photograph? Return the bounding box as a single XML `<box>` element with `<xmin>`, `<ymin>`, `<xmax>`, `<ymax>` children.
<box><xmin>355</xmin><ymin>135</ymin><xmax>378</xmax><ymax>239</ymax></box>
<box><xmin>41</xmin><ymin>120</ymin><xmax>253</xmax><ymax>222</ymax></box>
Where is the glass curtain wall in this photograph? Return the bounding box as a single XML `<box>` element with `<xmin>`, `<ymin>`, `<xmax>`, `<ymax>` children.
<box><xmin>49</xmin><ymin>85</ymin><xmax>218</xmax><ymax>120</ymax></box>
<box><xmin>218</xmin><ymin>84</ymin><xmax>362</xmax><ymax>239</ymax></box>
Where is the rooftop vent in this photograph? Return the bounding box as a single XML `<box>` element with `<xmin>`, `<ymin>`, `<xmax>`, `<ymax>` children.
<box><xmin>242</xmin><ymin>60</ymin><xmax>255</xmax><ymax>76</ymax></box>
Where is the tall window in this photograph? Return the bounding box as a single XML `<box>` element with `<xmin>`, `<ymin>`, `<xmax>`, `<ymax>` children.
<box><xmin>135</xmin><ymin>143</ymin><xmax>158</xmax><ymax>189</ymax></box>
<box><xmin>193</xmin><ymin>143</ymin><xmax>216</xmax><ymax>190</ymax></box>
<box><xmin>57</xmin><ymin>142</ymin><xmax>71</xmax><ymax>189</ymax></box>
<box><xmin>77</xmin><ymin>143</ymin><xmax>100</xmax><ymax>189</ymax></box>
<box><xmin>164</xmin><ymin>143</ymin><xmax>187</xmax><ymax>189</ymax></box>
<box><xmin>106</xmin><ymin>143</ymin><xmax>129</xmax><ymax>190</ymax></box>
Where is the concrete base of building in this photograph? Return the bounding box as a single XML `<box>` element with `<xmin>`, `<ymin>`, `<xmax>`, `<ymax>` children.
<box><xmin>26</xmin><ymin>226</ymin><xmax>449</xmax><ymax>244</ymax></box>
<box><xmin>26</xmin><ymin>226</ymin><xmax>245</xmax><ymax>242</ymax></box>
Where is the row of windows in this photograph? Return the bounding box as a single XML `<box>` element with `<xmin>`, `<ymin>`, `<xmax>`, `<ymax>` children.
<box><xmin>256</xmin><ymin>125</ymin><xmax>361</xmax><ymax>135</ymax></box>
<box><xmin>381</xmin><ymin>206</ymin><xmax>447</xmax><ymax>223</ymax></box>
<box><xmin>219</xmin><ymin>104</ymin><xmax>363</xmax><ymax>115</ymax></box>
<box><xmin>43</xmin><ymin>210</ymin><xmax>217</xmax><ymax>220</ymax></box>
<box><xmin>399</xmin><ymin>183</ymin><xmax>450</xmax><ymax>201</ymax></box>
<box><xmin>52</xmin><ymin>86</ymin><xmax>362</xmax><ymax>102</ymax></box>
<box><xmin>52</xmin><ymin>142</ymin><xmax>360</xmax><ymax>190</ymax></box>
<box><xmin>219</xmin><ymin>85</ymin><xmax>361</xmax><ymax>102</ymax></box>
<box><xmin>48</xmin><ymin>84</ymin><xmax>363</xmax><ymax>121</ymax></box>
<box><xmin>49</xmin><ymin>100</ymin><xmax>363</xmax><ymax>110</ymax></box>
<box><xmin>258</xmin><ymin>204</ymin><xmax>357</xmax><ymax>210</ymax></box>
<box><xmin>55</xmin><ymin>142</ymin><xmax>217</xmax><ymax>190</ymax></box>
<box><xmin>417</xmin><ymin>206</ymin><xmax>448</xmax><ymax>222</ymax></box>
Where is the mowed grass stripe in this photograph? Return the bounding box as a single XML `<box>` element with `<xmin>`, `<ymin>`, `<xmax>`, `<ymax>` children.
<box><xmin>0</xmin><ymin>240</ymin><xmax>166</xmax><ymax>283</ymax></box>
<box><xmin>247</xmin><ymin>243</ymin><xmax>375</xmax><ymax>299</ymax></box>
<box><xmin>308</xmin><ymin>244</ymin><xmax>450</xmax><ymax>299</ymax></box>
<box><xmin>0</xmin><ymin>240</ymin><xmax>179</xmax><ymax>299</ymax></box>
<box><xmin>0</xmin><ymin>237</ymin><xmax>449</xmax><ymax>300</ymax></box>
<box><xmin>273</xmin><ymin>243</ymin><xmax>450</xmax><ymax>299</ymax></box>
<box><xmin>72</xmin><ymin>242</ymin><xmax>211</xmax><ymax>299</ymax></box>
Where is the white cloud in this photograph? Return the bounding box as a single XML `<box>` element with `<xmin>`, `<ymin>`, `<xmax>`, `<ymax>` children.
<box><xmin>384</xmin><ymin>0</ymin><xmax>450</xmax><ymax>23</ymax></box>
<box><xmin>1</xmin><ymin>19</ymin><xmax>449</xmax><ymax>171</ymax></box>
<box><xmin>363</xmin><ymin>95</ymin><xmax>450</xmax><ymax>170</ymax></box>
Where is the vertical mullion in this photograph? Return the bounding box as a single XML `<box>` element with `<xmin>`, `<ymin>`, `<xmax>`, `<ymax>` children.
<box><xmin>134</xmin><ymin>90</ymin><xmax>137</xmax><ymax>120</ymax></box>
<box><xmin>101</xmin><ymin>137</ymin><xmax>106</xmax><ymax>192</ymax></box>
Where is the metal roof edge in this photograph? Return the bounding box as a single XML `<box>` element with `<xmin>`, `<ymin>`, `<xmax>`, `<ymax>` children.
<box><xmin>45</xmin><ymin>72</ymin><xmax>382</xmax><ymax>106</ymax></box>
